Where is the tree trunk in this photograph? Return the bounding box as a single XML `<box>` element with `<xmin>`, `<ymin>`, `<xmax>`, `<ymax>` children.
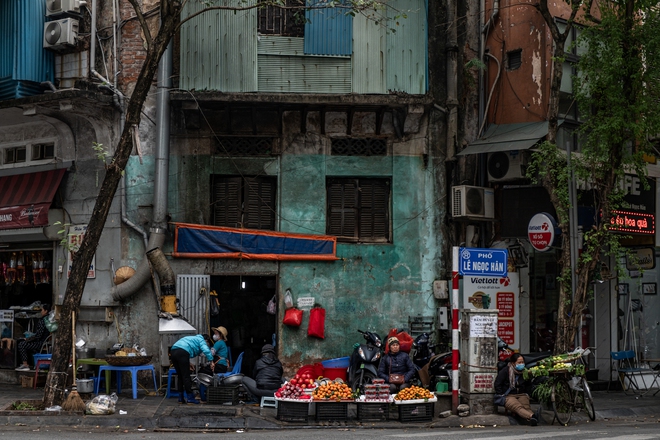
<box><xmin>42</xmin><ymin>10</ymin><xmax>178</xmax><ymax>408</ymax></box>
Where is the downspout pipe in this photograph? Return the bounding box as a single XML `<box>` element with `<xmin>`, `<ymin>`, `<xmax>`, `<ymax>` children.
<box><xmin>446</xmin><ymin>0</ymin><xmax>458</xmax><ymax>159</ymax></box>
<box><xmin>111</xmin><ymin>39</ymin><xmax>173</xmax><ymax>302</ymax></box>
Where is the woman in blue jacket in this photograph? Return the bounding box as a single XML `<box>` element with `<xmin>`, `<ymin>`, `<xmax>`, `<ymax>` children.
<box><xmin>171</xmin><ymin>334</ymin><xmax>214</xmax><ymax>404</ymax></box>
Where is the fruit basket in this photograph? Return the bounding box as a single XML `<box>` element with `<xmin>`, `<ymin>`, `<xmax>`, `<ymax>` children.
<box><xmin>104</xmin><ymin>355</ymin><xmax>152</xmax><ymax>366</ymax></box>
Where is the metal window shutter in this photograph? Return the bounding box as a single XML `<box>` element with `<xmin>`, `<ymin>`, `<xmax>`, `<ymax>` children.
<box><xmin>327</xmin><ymin>180</ymin><xmax>358</xmax><ymax>239</ymax></box>
<box><xmin>176</xmin><ymin>274</ymin><xmax>211</xmax><ymax>334</ymax></box>
<box><xmin>213</xmin><ymin>177</ymin><xmax>242</xmax><ymax>227</ymax></box>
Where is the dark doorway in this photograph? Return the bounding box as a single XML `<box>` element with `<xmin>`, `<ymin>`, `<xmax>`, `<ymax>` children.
<box><xmin>210</xmin><ymin>275</ymin><xmax>277</xmax><ymax>377</ymax></box>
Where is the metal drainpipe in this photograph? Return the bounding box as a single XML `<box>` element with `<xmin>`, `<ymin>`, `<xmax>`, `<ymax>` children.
<box><xmin>111</xmin><ymin>40</ymin><xmax>173</xmax><ymax>302</ymax></box>
<box><xmin>446</xmin><ymin>0</ymin><xmax>458</xmax><ymax>159</ymax></box>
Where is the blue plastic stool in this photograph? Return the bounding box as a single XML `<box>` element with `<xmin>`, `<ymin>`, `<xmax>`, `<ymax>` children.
<box><xmin>166</xmin><ymin>368</ymin><xmax>180</xmax><ymax>398</ymax></box>
<box><xmin>91</xmin><ymin>375</ymin><xmax>106</xmax><ymax>394</ymax></box>
<box><xmin>97</xmin><ymin>364</ymin><xmax>158</xmax><ymax>399</ymax></box>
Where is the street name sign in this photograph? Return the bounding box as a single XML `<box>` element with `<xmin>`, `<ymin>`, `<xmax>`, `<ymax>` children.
<box><xmin>458</xmin><ymin>247</ymin><xmax>508</xmax><ymax>277</ymax></box>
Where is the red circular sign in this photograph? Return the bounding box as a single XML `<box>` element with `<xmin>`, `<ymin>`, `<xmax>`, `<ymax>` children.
<box><xmin>528</xmin><ymin>213</ymin><xmax>556</xmax><ymax>252</ymax></box>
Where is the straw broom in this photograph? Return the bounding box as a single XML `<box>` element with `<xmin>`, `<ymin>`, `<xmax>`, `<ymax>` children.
<box><xmin>62</xmin><ymin>310</ymin><xmax>85</xmax><ymax>412</ymax></box>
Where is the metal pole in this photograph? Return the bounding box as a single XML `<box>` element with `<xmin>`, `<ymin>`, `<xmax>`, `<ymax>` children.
<box><xmin>567</xmin><ymin>141</ymin><xmax>580</xmax><ymax>348</ymax></box>
<box><xmin>452</xmin><ymin>246</ymin><xmax>460</xmax><ymax>413</ymax></box>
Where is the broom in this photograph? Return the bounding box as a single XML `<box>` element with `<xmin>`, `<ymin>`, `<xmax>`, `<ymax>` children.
<box><xmin>62</xmin><ymin>310</ymin><xmax>86</xmax><ymax>412</ymax></box>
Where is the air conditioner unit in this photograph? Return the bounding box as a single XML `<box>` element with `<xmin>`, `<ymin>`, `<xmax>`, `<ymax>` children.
<box><xmin>451</xmin><ymin>185</ymin><xmax>494</xmax><ymax>219</ymax></box>
<box><xmin>46</xmin><ymin>0</ymin><xmax>85</xmax><ymax>16</ymax></box>
<box><xmin>44</xmin><ymin>19</ymin><xmax>79</xmax><ymax>50</ymax></box>
<box><xmin>487</xmin><ymin>151</ymin><xmax>529</xmax><ymax>182</ymax></box>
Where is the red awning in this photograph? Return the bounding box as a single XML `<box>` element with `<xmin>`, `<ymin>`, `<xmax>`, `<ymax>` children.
<box><xmin>0</xmin><ymin>169</ymin><xmax>65</xmax><ymax>230</ymax></box>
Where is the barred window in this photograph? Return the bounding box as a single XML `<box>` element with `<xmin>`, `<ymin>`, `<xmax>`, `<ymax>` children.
<box><xmin>258</xmin><ymin>0</ymin><xmax>305</xmax><ymax>37</ymax></box>
<box><xmin>214</xmin><ymin>137</ymin><xmax>276</xmax><ymax>157</ymax></box>
<box><xmin>211</xmin><ymin>176</ymin><xmax>277</xmax><ymax>230</ymax></box>
<box><xmin>331</xmin><ymin>138</ymin><xmax>387</xmax><ymax>156</ymax></box>
<box><xmin>327</xmin><ymin>178</ymin><xmax>390</xmax><ymax>243</ymax></box>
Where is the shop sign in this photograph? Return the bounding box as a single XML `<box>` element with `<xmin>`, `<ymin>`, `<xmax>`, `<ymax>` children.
<box><xmin>458</xmin><ymin>247</ymin><xmax>508</xmax><ymax>277</ymax></box>
<box><xmin>528</xmin><ymin>212</ymin><xmax>558</xmax><ymax>252</ymax></box>
<box><xmin>609</xmin><ymin>210</ymin><xmax>655</xmax><ymax>235</ymax></box>
<box><xmin>464</xmin><ymin>273</ymin><xmax>520</xmax><ymax>349</ymax></box>
<box><xmin>626</xmin><ymin>248</ymin><xmax>656</xmax><ymax>271</ymax></box>
<box><xmin>67</xmin><ymin>225</ymin><xmax>96</xmax><ymax>278</ymax></box>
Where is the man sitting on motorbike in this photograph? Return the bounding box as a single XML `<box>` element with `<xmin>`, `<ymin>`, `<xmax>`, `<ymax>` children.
<box><xmin>378</xmin><ymin>337</ymin><xmax>416</xmax><ymax>393</ymax></box>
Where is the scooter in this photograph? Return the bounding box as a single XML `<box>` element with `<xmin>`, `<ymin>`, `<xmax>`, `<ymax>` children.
<box><xmin>347</xmin><ymin>329</ymin><xmax>382</xmax><ymax>392</ymax></box>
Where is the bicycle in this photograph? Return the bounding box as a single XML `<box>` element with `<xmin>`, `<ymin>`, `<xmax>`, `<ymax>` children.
<box><xmin>549</xmin><ymin>348</ymin><xmax>596</xmax><ymax>425</ymax></box>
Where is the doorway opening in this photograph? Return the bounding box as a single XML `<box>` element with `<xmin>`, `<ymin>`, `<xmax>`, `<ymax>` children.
<box><xmin>210</xmin><ymin>275</ymin><xmax>277</xmax><ymax>376</ymax></box>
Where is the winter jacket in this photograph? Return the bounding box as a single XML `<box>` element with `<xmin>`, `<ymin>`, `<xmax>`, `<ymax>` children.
<box><xmin>212</xmin><ymin>340</ymin><xmax>229</xmax><ymax>367</ymax></box>
<box><xmin>494</xmin><ymin>364</ymin><xmax>530</xmax><ymax>395</ymax></box>
<box><xmin>253</xmin><ymin>353</ymin><xmax>284</xmax><ymax>390</ymax></box>
<box><xmin>27</xmin><ymin>317</ymin><xmax>50</xmax><ymax>344</ymax></box>
<box><xmin>172</xmin><ymin>335</ymin><xmax>214</xmax><ymax>362</ymax></box>
<box><xmin>378</xmin><ymin>351</ymin><xmax>416</xmax><ymax>383</ymax></box>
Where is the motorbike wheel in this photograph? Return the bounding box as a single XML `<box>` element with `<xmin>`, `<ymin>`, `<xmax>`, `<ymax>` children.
<box><xmin>351</xmin><ymin>370</ymin><xmax>376</xmax><ymax>393</ymax></box>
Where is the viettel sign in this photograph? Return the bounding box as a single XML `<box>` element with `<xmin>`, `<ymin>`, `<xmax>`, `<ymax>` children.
<box><xmin>528</xmin><ymin>212</ymin><xmax>559</xmax><ymax>252</ymax></box>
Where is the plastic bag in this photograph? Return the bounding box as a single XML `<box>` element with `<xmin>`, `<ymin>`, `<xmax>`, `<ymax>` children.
<box><xmin>307</xmin><ymin>307</ymin><xmax>325</xmax><ymax>339</ymax></box>
<box><xmin>266</xmin><ymin>295</ymin><xmax>277</xmax><ymax>315</ymax></box>
<box><xmin>210</xmin><ymin>295</ymin><xmax>220</xmax><ymax>317</ymax></box>
<box><xmin>284</xmin><ymin>289</ymin><xmax>294</xmax><ymax>309</ymax></box>
<box><xmin>384</xmin><ymin>329</ymin><xmax>414</xmax><ymax>353</ymax></box>
<box><xmin>283</xmin><ymin>308</ymin><xmax>303</xmax><ymax>327</ymax></box>
<box><xmin>44</xmin><ymin>317</ymin><xmax>57</xmax><ymax>333</ymax></box>
<box><xmin>85</xmin><ymin>392</ymin><xmax>118</xmax><ymax>415</ymax></box>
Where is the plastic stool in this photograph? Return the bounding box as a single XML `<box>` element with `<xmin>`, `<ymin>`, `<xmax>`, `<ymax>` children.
<box><xmin>166</xmin><ymin>368</ymin><xmax>179</xmax><ymax>398</ymax></box>
<box><xmin>33</xmin><ymin>358</ymin><xmax>51</xmax><ymax>389</ymax></box>
<box><xmin>91</xmin><ymin>375</ymin><xmax>106</xmax><ymax>394</ymax></box>
<box><xmin>260</xmin><ymin>396</ymin><xmax>277</xmax><ymax>408</ymax></box>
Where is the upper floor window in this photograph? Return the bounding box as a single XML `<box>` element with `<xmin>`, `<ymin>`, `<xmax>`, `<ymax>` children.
<box><xmin>258</xmin><ymin>0</ymin><xmax>305</xmax><ymax>36</ymax></box>
<box><xmin>211</xmin><ymin>175</ymin><xmax>277</xmax><ymax>230</ymax></box>
<box><xmin>327</xmin><ymin>178</ymin><xmax>390</xmax><ymax>243</ymax></box>
<box><xmin>4</xmin><ymin>147</ymin><xmax>26</xmax><ymax>164</ymax></box>
<box><xmin>331</xmin><ymin>138</ymin><xmax>387</xmax><ymax>156</ymax></box>
<box><xmin>507</xmin><ymin>49</ymin><xmax>522</xmax><ymax>71</ymax></box>
<box><xmin>32</xmin><ymin>143</ymin><xmax>55</xmax><ymax>160</ymax></box>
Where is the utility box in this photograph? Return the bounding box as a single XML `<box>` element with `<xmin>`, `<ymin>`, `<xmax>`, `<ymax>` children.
<box><xmin>460</xmin><ymin>309</ymin><xmax>498</xmax><ymax>394</ymax></box>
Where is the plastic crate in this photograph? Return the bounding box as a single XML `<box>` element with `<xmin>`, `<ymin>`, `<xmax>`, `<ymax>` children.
<box><xmin>357</xmin><ymin>402</ymin><xmax>389</xmax><ymax>421</ymax></box>
<box><xmin>321</xmin><ymin>356</ymin><xmax>350</xmax><ymax>368</ymax></box>
<box><xmin>207</xmin><ymin>386</ymin><xmax>239</xmax><ymax>405</ymax></box>
<box><xmin>398</xmin><ymin>402</ymin><xmax>434</xmax><ymax>422</ymax></box>
<box><xmin>277</xmin><ymin>400</ymin><xmax>310</xmax><ymax>422</ymax></box>
<box><xmin>315</xmin><ymin>401</ymin><xmax>349</xmax><ymax>421</ymax></box>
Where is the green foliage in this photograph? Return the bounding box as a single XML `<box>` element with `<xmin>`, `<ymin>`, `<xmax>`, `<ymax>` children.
<box><xmin>53</xmin><ymin>221</ymin><xmax>74</xmax><ymax>251</ymax></box>
<box><xmin>92</xmin><ymin>142</ymin><xmax>110</xmax><ymax>164</ymax></box>
<box><xmin>532</xmin><ymin>380</ymin><xmax>552</xmax><ymax>407</ymax></box>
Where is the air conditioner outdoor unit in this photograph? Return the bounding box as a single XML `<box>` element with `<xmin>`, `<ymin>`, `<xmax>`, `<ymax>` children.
<box><xmin>451</xmin><ymin>185</ymin><xmax>494</xmax><ymax>219</ymax></box>
<box><xmin>44</xmin><ymin>19</ymin><xmax>79</xmax><ymax>50</ymax></box>
<box><xmin>46</xmin><ymin>0</ymin><xmax>85</xmax><ymax>16</ymax></box>
<box><xmin>487</xmin><ymin>151</ymin><xmax>529</xmax><ymax>182</ymax></box>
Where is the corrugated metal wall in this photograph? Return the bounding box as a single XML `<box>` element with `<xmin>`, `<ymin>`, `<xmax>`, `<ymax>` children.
<box><xmin>177</xmin><ymin>274</ymin><xmax>211</xmax><ymax>334</ymax></box>
<box><xmin>0</xmin><ymin>0</ymin><xmax>53</xmax><ymax>99</ymax></box>
<box><xmin>180</xmin><ymin>0</ymin><xmax>257</xmax><ymax>92</ymax></box>
<box><xmin>258</xmin><ymin>54</ymin><xmax>351</xmax><ymax>93</ymax></box>
<box><xmin>386</xmin><ymin>0</ymin><xmax>428</xmax><ymax>94</ymax></box>
<box><xmin>304</xmin><ymin>2</ymin><xmax>353</xmax><ymax>56</ymax></box>
<box><xmin>352</xmin><ymin>12</ymin><xmax>386</xmax><ymax>94</ymax></box>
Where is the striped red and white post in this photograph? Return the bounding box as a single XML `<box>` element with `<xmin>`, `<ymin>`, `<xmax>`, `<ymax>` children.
<box><xmin>451</xmin><ymin>246</ymin><xmax>460</xmax><ymax>413</ymax></box>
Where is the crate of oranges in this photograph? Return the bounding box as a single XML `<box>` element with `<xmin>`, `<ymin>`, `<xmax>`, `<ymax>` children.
<box><xmin>312</xmin><ymin>380</ymin><xmax>356</xmax><ymax>401</ymax></box>
<box><xmin>393</xmin><ymin>385</ymin><xmax>437</xmax><ymax>404</ymax></box>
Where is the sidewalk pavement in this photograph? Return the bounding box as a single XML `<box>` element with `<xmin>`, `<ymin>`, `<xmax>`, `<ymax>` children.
<box><xmin>1</xmin><ymin>383</ymin><xmax>660</xmax><ymax>430</ymax></box>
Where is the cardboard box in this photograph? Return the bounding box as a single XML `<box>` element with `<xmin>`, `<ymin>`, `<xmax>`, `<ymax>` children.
<box><xmin>21</xmin><ymin>375</ymin><xmax>34</xmax><ymax>388</ymax></box>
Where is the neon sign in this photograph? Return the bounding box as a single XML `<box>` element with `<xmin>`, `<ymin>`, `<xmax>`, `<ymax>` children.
<box><xmin>609</xmin><ymin>209</ymin><xmax>655</xmax><ymax>235</ymax></box>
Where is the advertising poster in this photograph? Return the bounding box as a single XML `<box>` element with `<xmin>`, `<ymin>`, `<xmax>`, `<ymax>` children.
<box><xmin>463</xmin><ymin>272</ymin><xmax>519</xmax><ymax>350</ymax></box>
<box><xmin>67</xmin><ymin>224</ymin><xmax>96</xmax><ymax>278</ymax></box>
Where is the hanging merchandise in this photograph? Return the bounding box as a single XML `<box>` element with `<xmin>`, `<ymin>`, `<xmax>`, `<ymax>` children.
<box><xmin>16</xmin><ymin>252</ymin><xmax>25</xmax><ymax>284</ymax></box>
<box><xmin>209</xmin><ymin>290</ymin><xmax>220</xmax><ymax>316</ymax></box>
<box><xmin>307</xmin><ymin>306</ymin><xmax>325</xmax><ymax>339</ymax></box>
<box><xmin>284</xmin><ymin>289</ymin><xmax>294</xmax><ymax>309</ymax></box>
<box><xmin>266</xmin><ymin>295</ymin><xmax>277</xmax><ymax>315</ymax></box>
<box><xmin>283</xmin><ymin>307</ymin><xmax>303</xmax><ymax>327</ymax></box>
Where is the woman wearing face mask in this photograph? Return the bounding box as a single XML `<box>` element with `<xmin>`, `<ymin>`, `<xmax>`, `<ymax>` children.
<box><xmin>493</xmin><ymin>353</ymin><xmax>539</xmax><ymax>426</ymax></box>
<box><xmin>210</xmin><ymin>326</ymin><xmax>229</xmax><ymax>374</ymax></box>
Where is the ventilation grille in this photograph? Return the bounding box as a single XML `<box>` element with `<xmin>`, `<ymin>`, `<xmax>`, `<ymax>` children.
<box><xmin>331</xmin><ymin>138</ymin><xmax>387</xmax><ymax>156</ymax></box>
<box><xmin>176</xmin><ymin>274</ymin><xmax>211</xmax><ymax>334</ymax></box>
<box><xmin>214</xmin><ymin>137</ymin><xmax>275</xmax><ymax>156</ymax></box>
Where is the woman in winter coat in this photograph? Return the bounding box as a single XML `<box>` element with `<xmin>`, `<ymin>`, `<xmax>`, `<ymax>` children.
<box><xmin>494</xmin><ymin>353</ymin><xmax>539</xmax><ymax>426</ymax></box>
<box><xmin>378</xmin><ymin>336</ymin><xmax>416</xmax><ymax>393</ymax></box>
<box><xmin>241</xmin><ymin>344</ymin><xmax>284</xmax><ymax>402</ymax></box>
<box><xmin>15</xmin><ymin>304</ymin><xmax>51</xmax><ymax>371</ymax></box>
<box><xmin>170</xmin><ymin>334</ymin><xmax>214</xmax><ymax>404</ymax></box>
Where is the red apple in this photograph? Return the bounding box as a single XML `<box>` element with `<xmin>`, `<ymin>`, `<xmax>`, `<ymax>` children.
<box><xmin>290</xmin><ymin>378</ymin><xmax>297</xmax><ymax>385</ymax></box>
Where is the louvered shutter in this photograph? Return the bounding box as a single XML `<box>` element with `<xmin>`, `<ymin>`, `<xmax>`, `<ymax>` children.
<box><xmin>359</xmin><ymin>179</ymin><xmax>390</xmax><ymax>242</ymax></box>
<box><xmin>244</xmin><ymin>177</ymin><xmax>276</xmax><ymax>230</ymax></box>
<box><xmin>327</xmin><ymin>179</ymin><xmax>358</xmax><ymax>240</ymax></box>
<box><xmin>212</xmin><ymin>177</ymin><xmax>242</xmax><ymax>227</ymax></box>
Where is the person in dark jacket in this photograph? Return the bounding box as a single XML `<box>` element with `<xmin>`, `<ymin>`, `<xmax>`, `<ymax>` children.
<box><xmin>494</xmin><ymin>353</ymin><xmax>539</xmax><ymax>426</ymax></box>
<box><xmin>241</xmin><ymin>344</ymin><xmax>283</xmax><ymax>402</ymax></box>
<box><xmin>378</xmin><ymin>337</ymin><xmax>416</xmax><ymax>393</ymax></box>
<box><xmin>16</xmin><ymin>304</ymin><xmax>51</xmax><ymax>371</ymax></box>
<box><xmin>171</xmin><ymin>334</ymin><xmax>214</xmax><ymax>404</ymax></box>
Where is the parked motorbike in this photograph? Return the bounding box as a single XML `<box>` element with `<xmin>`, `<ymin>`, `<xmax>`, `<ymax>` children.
<box><xmin>411</xmin><ymin>332</ymin><xmax>434</xmax><ymax>369</ymax></box>
<box><xmin>347</xmin><ymin>329</ymin><xmax>383</xmax><ymax>392</ymax></box>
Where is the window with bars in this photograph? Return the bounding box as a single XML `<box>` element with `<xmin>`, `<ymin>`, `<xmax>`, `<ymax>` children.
<box><xmin>211</xmin><ymin>176</ymin><xmax>277</xmax><ymax>230</ymax></box>
<box><xmin>258</xmin><ymin>0</ymin><xmax>305</xmax><ymax>36</ymax></box>
<box><xmin>331</xmin><ymin>138</ymin><xmax>387</xmax><ymax>156</ymax></box>
<box><xmin>327</xmin><ymin>178</ymin><xmax>390</xmax><ymax>243</ymax></box>
<box><xmin>214</xmin><ymin>137</ymin><xmax>276</xmax><ymax>156</ymax></box>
